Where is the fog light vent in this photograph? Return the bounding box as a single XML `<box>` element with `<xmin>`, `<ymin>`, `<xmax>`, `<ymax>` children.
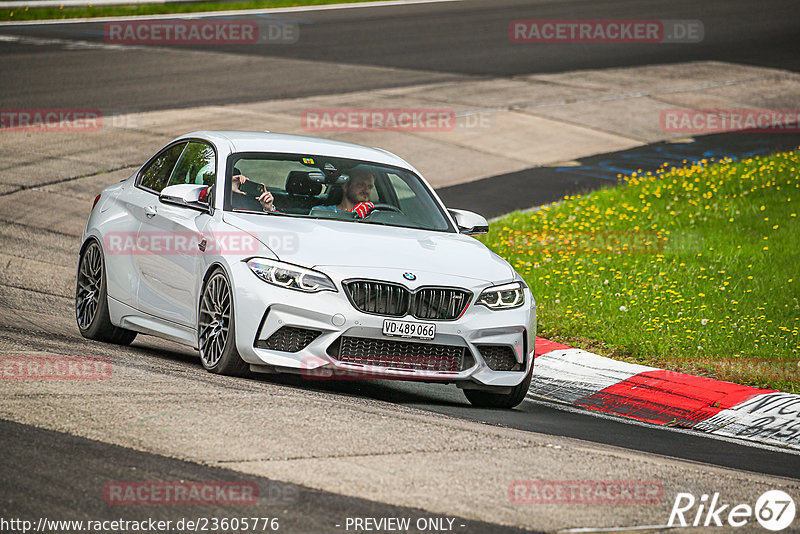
<box><xmin>256</xmin><ymin>326</ymin><xmax>320</xmax><ymax>353</ymax></box>
<box><xmin>477</xmin><ymin>345</ymin><xmax>522</xmax><ymax>371</ymax></box>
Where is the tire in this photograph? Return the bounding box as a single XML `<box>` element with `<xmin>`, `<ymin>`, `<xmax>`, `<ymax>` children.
<box><xmin>198</xmin><ymin>268</ymin><xmax>249</xmax><ymax>377</ymax></box>
<box><xmin>463</xmin><ymin>361</ymin><xmax>534</xmax><ymax>409</ymax></box>
<box><xmin>76</xmin><ymin>240</ymin><xmax>137</xmax><ymax>345</ymax></box>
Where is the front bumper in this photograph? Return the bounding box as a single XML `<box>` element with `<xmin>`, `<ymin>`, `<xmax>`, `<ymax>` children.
<box><xmin>231</xmin><ymin>262</ymin><xmax>536</xmax><ymax>387</ymax></box>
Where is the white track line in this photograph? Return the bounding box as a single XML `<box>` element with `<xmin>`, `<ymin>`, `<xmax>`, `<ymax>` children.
<box><xmin>0</xmin><ymin>32</ymin><xmax>138</xmax><ymax>49</ymax></box>
<box><xmin>0</xmin><ymin>0</ymin><xmax>463</xmax><ymax>26</ymax></box>
<box><xmin>558</xmin><ymin>525</ymin><xmax>678</xmax><ymax>533</ymax></box>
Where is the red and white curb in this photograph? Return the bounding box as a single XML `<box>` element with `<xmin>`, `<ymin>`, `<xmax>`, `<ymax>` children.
<box><xmin>530</xmin><ymin>338</ymin><xmax>800</xmax><ymax>450</ymax></box>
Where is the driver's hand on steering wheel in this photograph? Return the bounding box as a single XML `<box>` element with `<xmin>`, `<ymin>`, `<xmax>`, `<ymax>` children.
<box><xmin>351</xmin><ymin>201</ymin><xmax>375</xmax><ymax>219</ymax></box>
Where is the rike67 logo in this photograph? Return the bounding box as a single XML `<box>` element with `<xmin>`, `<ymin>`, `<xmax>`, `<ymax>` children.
<box><xmin>668</xmin><ymin>490</ymin><xmax>796</xmax><ymax>531</ymax></box>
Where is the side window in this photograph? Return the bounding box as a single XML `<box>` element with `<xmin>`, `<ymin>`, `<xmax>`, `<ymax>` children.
<box><xmin>168</xmin><ymin>141</ymin><xmax>216</xmax><ymax>188</ymax></box>
<box><xmin>139</xmin><ymin>143</ymin><xmax>187</xmax><ymax>193</ymax></box>
<box><xmin>388</xmin><ymin>173</ymin><xmax>415</xmax><ymax>203</ymax></box>
<box><xmin>387</xmin><ymin>173</ymin><xmax>434</xmax><ymax>227</ymax></box>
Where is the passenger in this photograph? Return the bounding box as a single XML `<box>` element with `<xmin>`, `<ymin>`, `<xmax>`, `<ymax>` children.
<box><xmin>231</xmin><ymin>172</ymin><xmax>277</xmax><ymax>212</ymax></box>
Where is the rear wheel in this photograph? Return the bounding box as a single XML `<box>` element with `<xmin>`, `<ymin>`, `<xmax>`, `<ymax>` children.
<box><xmin>463</xmin><ymin>361</ymin><xmax>533</xmax><ymax>409</ymax></box>
<box><xmin>198</xmin><ymin>269</ymin><xmax>249</xmax><ymax>377</ymax></box>
<box><xmin>75</xmin><ymin>240</ymin><xmax>137</xmax><ymax>345</ymax></box>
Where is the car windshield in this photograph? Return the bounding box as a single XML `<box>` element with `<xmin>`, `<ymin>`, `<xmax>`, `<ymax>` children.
<box><xmin>225</xmin><ymin>153</ymin><xmax>454</xmax><ymax>232</ymax></box>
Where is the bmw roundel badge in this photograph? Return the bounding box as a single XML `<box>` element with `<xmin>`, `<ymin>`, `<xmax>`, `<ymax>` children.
<box><xmin>403</xmin><ymin>272</ymin><xmax>416</xmax><ymax>281</ymax></box>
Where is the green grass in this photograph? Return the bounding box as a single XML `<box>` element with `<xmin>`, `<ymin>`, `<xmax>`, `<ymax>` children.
<box><xmin>1</xmin><ymin>0</ymin><xmax>381</xmax><ymax>22</ymax></box>
<box><xmin>479</xmin><ymin>149</ymin><xmax>800</xmax><ymax>393</ymax></box>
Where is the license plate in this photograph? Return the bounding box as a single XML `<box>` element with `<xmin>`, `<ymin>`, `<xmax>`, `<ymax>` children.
<box><xmin>382</xmin><ymin>319</ymin><xmax>436</xmax><ymax>340</ymax></box>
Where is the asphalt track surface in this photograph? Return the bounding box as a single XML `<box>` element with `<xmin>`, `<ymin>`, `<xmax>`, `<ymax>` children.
<box><xmin>2</xmin><ymin>0</ymin><xmax>800</xmax><ymax>530</ymax></box>
<box><xmin>0</xmin><ymin>0</ymin><xmax>799</xmax><ymax>110</ymax></box>
<box><xmin>0</xmin><ymin>419</ymin><xmax>535</xmax><ymax>534</ymax></box>
<box><xmin>3</xmin><ymin>131</ymin><xmax>800</xmax><ymax>531</ymax></box>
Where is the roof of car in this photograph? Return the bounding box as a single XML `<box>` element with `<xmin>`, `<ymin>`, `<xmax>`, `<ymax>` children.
<box><xmin>178</xmin><ymin>130</ymin><xmax>413</xmax><ymax>170</ymax></box>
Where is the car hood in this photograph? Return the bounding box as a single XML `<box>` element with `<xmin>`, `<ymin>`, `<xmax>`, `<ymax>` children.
<box><xmin>222</xmin><ymin>212</ymin><xmax>514</xmax><ymax>284</ymax></box>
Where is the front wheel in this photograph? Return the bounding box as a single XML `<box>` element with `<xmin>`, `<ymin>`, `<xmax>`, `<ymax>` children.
<box><xmin>198</xmin><ymin>268</ymin><xmax>249</xmax><ymax>377</ymax></box>
<box><xmin>75</xmin><ymin>240</ymin><xmax>137</xmax><ymax>345</ymax></box>
<box><xmin>463</xmin><ymin>361</ymin><xmax>533</xmax><ymax>409</ymax></box>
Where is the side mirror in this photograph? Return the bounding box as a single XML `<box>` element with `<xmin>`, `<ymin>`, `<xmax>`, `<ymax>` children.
<box><xmin>159</xmin><ymin>184</ymin><xmax>209</xmax><ymax>210</ymax></box>
<box><xmin>449</xmin><ymin>208</ymin><xmax>489</xmax><ymax>235</ymax></box>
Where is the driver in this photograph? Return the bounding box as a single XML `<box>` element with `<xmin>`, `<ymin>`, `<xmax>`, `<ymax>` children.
<box><xmin>318</xmin><ymin>167</ymin><xmax>375</xmax><ymax>218</ymax></box>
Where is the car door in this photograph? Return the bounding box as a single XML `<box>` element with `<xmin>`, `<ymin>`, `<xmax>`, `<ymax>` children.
<box><xmin>105</xmin><ymin>141</ymin><xmax>186</xmax><ymax>309</ymax></box>
<box><xmin>134</xmin><ymin>141</ymin><xmax>216</xmax><ymax>328</ymax></box>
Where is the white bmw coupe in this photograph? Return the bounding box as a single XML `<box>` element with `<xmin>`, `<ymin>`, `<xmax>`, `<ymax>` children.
<box><xmin>77</xmin><ymin>131</ymin><xmax>536</xmax><ymax>408</ymax></box>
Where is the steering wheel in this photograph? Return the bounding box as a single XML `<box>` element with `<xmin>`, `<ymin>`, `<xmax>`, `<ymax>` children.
<box><xmin>368</xmin><ymin>203</ymin><xmax>402</xmax><ymax>213</ymax></box>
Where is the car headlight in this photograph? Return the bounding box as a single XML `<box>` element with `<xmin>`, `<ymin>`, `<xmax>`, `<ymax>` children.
<box><xmin>246</xmin><ymin>258</ymin><xmax>337</xmax><ymax>293</ymax></box>
<box><xmin>477</xmin><ymin>281</ymin><xmax>525</xmax><ymax>310</ymax></box>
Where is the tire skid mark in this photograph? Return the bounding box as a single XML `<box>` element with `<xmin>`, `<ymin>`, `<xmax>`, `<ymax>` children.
<box><xmin>216</xmin><ymin>443</ymin><xmax>543</xmax><ymax>464</ymax></box>
<box><xmin>0</xmin><ymin>164</ymin><xmax>138</xmax><ymax>197</ymax></box>
<box><xmin>0</xmin><ymin>281</ymin><xmax>70</xmax><ymax>299</ymax></box>
<box><xmin>0</xmin><ymin>217</ymin><xmax>79</xmax><ymax>240</ymax></box>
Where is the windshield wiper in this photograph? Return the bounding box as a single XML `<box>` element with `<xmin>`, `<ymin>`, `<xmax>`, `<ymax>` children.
<box><xmin>232</xmin><ymin>208</ymin><xmax>285</xmax><ymax>216</ymax></box>
<box><xmin>355</xmin><ymin>219</ymin><xmax>424</xmax><ymax>230</ymax></box>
